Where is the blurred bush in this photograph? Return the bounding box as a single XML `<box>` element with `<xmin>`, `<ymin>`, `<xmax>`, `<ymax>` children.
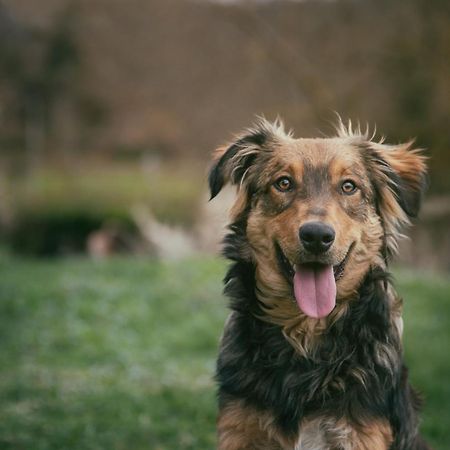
<box><xmin>1</xmin><ymin>163</ymin><xmax>203</xmax><ymax>256</ymax></box>
<box><xmin>9</xmin><ymin>210</ymin><xmax>111</xmax><ymax>256</ymax></box>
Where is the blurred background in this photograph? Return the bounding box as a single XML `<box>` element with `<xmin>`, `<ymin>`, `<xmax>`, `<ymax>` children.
<box><xmin>0</xmin><ymin>0</ymin><xmax>449</xmax><ymax>449</ymax></box>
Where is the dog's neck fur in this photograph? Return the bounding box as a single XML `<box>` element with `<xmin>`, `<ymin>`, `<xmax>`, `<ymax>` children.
<box><xmin>222</xmin><ymin>218</ymin><xmax>401</xmax><ymax>359</ymax></box>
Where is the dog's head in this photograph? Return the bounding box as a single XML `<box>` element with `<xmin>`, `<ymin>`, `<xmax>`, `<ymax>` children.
<box><xmin>209</xmin><ymin>118</ymin><xmax>426</xmax><ymax>321</ymax></box>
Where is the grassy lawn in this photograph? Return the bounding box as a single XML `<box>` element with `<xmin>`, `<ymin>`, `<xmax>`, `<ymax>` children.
<box><xmin>0</xmin><ymin>256</ymin><xmax>448</xmax><ymax>449</ymax></box>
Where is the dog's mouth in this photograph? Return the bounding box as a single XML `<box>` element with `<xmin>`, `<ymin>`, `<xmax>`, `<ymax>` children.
<box><xmin>275</xmin><ymin>242</ymin><xmax>355</xmax><ymax>319</ymax></box>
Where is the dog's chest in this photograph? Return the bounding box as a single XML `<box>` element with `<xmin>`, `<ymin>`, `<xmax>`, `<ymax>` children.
<box><xmin>294</xmin><ymin>416</ymin><xmax>353</xmax><ymax>450</ymax></box>
<box><xmin>293</xmin><ymin>415</ymin><xmax>393</xmax><ymax>450</ymax></box>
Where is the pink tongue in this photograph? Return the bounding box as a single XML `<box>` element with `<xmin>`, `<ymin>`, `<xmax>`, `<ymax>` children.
<box><xmin>293</xmin><ymin>265</ymin><xmax>336</xmax><ymax>319</ymax></box>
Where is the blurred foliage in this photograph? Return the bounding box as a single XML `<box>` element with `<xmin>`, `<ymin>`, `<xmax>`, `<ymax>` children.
<box><xmin>2</xmin><ymin>163</ymin><xmax>204</xmax><ymax>255</ymax></box>
<box><xmin>0</xmin><ymin>0</ymin><xmax>449</xmax><ymax>192</ymax></box>
<box><xmin>0</xmin><ymin>2</ymin><xmax>105</xmax><ymax>164</ymax></box>
<box><xmin>0</xmin><ymin>256</ymin><xmax>448</xmax><ymax>448</ymax></box>
<box><xmin>9</xmin><ymin>211</ymin><xmax>109</xmax><ymax>256</ymax></box>
<box><xmin>379</xmin><ymin>0</ymin><xmax>450</xmax><ymax>193</ymax></box>
<box><xmin>11</xmin><ymin>164</ymin><xmax>203</xmax><ymax>224</ymax></box>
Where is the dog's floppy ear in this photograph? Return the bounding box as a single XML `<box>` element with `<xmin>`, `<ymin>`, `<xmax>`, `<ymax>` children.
<box><xmin>208</xmin><ymin>135</ymin><xmax>262</xmax><ymax>200</ymax></box>
<box><xmin>208</xmin><ymin>118</ymin><xmax>289</xmax><ymax>200</ymax></box>
<box><xmin>366</xmin><ymin>140</ymin><xmax>427</xmax><ymax>253</ymax></box>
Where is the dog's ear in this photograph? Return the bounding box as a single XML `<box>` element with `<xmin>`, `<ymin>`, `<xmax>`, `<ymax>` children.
<box><xmin>380</xmin><ymin>143</ymin><xmax>428</xmax><ymax>218</ymax></box>
<box><xmin>208</xmin><ymin>118</ymin><xmax>289</xmax><ymax>200</ymax></box>
<box><xmin>208</xmin><ymin>136</ymin><xmax>262</xmax><ymax>200</ymax></box>
<box><xmin>365</xmin><ymin>140</ymin><xmax>427</xmax><ymax>253</ymax></box>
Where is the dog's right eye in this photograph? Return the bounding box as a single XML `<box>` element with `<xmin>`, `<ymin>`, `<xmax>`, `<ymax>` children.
<box><xmin>341</xmin><ymin>180</ymin><xmax>357</xmax><ymax>195</ymax></box>
<box><xmin>274</xmin><ymin>176</ymin><xmax>293</xmax><ymax>192</ymax></box>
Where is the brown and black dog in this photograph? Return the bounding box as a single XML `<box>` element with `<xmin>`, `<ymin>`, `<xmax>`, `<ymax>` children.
<box><xmin>209</xmin><ymin>118</ymin><xmax>430</xmax><ymax>450</ymax></box>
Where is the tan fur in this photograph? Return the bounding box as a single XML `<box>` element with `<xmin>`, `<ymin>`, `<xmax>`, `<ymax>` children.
<box><xmin>230</xmin><ymin>189</ymin><xmax>251</xmax><ymax>222</ymax></box>
<box><xmin>217</xmin><ymin>401</ymin><xmax>293</xmax><ymax>450</ymax></box>
<box><xmin>335</xmin><ymin>120</ymin><xmax>427</xmax><ymax>255</ymax></box>
<box><xmin>239</xmin><ymin>138</ymin><xmax>388</xmax><ymax>356</ymax></box>
<box><xmin>218</xmin><ymin>402</ymin><xmax>393</xmax><ymax>450</ymax></box>
<box><xmin>390</xmin><ymin>290</ymin><xmax>404</xmax><ymax>338</ymax></box>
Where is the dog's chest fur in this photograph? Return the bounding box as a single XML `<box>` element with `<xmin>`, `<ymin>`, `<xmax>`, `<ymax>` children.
<box><xmin>294</xmin><ymin>417</ymin><xmax>357</xmax><ymax>450</ymax></box>
<box><xmin>294</xmin><ymin>415</ymin><xmax>393</xmax><ymax>450</ymax></box>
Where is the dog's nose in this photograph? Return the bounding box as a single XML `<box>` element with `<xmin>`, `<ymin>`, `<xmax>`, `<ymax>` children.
<box><xmin>299</xmin><ymin>221</ymin><xmax>335</xmax><ymax>254</ymax></box>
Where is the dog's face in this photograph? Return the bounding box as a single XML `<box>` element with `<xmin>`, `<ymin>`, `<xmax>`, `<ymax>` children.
<box><xmin>210</xmin><ymin>119</ymin><xmax>426</xmax><ymax>321</ymax></box>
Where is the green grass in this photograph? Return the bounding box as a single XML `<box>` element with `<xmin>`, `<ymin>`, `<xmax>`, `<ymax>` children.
<box><xmin>0</xmin><ymin>257</ymin><xmax>448</xmax><ymax>449</ymax></box>
<box><xmin>394</xmin><ymin>268</ymin><xmax>450</xmax><ymax>446</ymax></box>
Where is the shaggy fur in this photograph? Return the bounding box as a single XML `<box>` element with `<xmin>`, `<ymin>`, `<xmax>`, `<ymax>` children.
<box><xmin>209</xmin><ymin>118</ymin><xmax>430</xmax><ymax>450</ymax></box>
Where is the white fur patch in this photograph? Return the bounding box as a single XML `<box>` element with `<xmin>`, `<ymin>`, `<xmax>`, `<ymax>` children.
<box><xmin>295</xmin><ymin>417</ymin><xmax>353</xmax><ymax>450</ymax></box>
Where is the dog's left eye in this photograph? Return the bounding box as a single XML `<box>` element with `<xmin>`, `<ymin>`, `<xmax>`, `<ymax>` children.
<box><xmin>341</xmin><ymin>180</ymin><xmax>357</xmax><ymax>195</ymax></box>
<box><xmin>274</xmin><ymin>176</ymin><xmax>293</xmax><ymax>192</ymax></box>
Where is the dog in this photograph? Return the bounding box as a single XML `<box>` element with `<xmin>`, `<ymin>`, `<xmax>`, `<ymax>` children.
<box><xmin>209</xmin><ymin>118</ymin><xmax>430</xmax><ymax>450</ymax></box>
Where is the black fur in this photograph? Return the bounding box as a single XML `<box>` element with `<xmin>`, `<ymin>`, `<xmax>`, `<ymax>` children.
<box><xmin>388</xmin><ymin>169</ymin><xmax>428</xmax><ymax>219</ymax></box>
<box><xmin>209</xmin><ymin>129</ymin><xmax>269</xmax><ymax>200</ymax></box>
<box><xmin>216</xmin><ymin>221</ymin><xmax>427</xmax><ymax>449</ymax></box>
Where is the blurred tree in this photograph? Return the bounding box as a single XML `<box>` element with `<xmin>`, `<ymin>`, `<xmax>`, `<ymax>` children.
<box><xmin>0</xmin><ymin>2</ymin><xmax>105</xmax><ymax>172</ymax></box>
<box><xmin>380</xmin><ymin>0</ymin><xmax>450</xmax><ymax>193</ymax></box>
<box><xmin>0</xmin><ymin>0</ymin><xmax>449</xmax><ymax>193</ymax></box>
